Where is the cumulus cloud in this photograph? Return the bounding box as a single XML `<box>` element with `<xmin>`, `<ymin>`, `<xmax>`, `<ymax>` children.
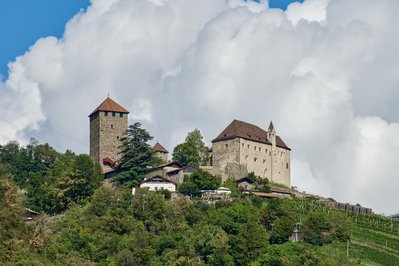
<box><xmin>1</xmin><ymin>0</ymin><xmax>398</xmax><ymax>214</ymax></box>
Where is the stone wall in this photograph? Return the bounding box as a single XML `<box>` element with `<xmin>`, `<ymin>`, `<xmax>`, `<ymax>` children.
<box><xmin>270</xmin><ymin>146</ymin><xmax>290</xmax><ymax>187</ymax></box>
<box><xmin>155</xmin><ymin>151</ymin><xmax>168</xmax><ymax>162</ymax></box>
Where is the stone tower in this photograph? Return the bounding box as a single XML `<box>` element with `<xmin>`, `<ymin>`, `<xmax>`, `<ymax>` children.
<box><xmin>153</xmin><ymin>141</ymin><xmax>169</xmax><ymax>163</ymax></box>
<box><xmin>89</xmin><ymin>97</ymin><xmax>129</xmax><ymax>173</ymax></box>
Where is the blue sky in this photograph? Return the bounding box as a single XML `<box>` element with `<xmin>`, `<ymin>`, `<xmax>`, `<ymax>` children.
<box><xmin>0</xmin><ymin>0</ymin><xmax>90</xmax><ymax>79</ymax></box>
<box><xmin>0</xmin><ymin>0</ymin><xmax>301</xmax><ymax>79</ymax></box>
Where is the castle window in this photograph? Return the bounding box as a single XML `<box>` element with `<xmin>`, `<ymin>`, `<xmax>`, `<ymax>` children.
<box><xmin>225</xmin><ymin>144</ymin><xmax>228</xmax><ymax>149</ymax></box>
<box><xmin>254</xmin><ymin>157</ymin><xmax>257</xmax><ymax>162</ymax></box>
<box><xmin>266</xmin><ymin>149</ymin><xmax>268</xmax><ymax>153</ymax></box>
<box><xmin>120</xmin><ymin>113</ymin><xmax>123</xmax><ymax>117</ymax></box>
<box><xmin>112</xmin><ymin>112</ymin><xmax>116</xmax><ymax>117</ymax></box>
<box><xmin>117</xmin><ymin>136</ymin><xmax>119</xmax><ymax>140</ymax></box>
<box><xmin>263</xmin><ymin>159</ymin><xmax>266</xmax><ymax>164</ymax></box>
<box><xmin>286</xmin><ymin>163</ymin><xmax>289</xmax><ymax>169</ymax></box>
<box><xmin>269</xmin><ymin>151</ymin><xmax>271</xmax><ymax>156</ymax></box>
<box><xmin>259</xmin><ymin>147</ymin><xmax>261</xmax><ymax>152</ymax></box>
<box><xmin>104</xmin><ymin>111</ymin><xmax>108</xmax><ymax>116</ymax></box>
<box><xmin>254</xmin><ymin>146</ymin><xmax>256</xmax><ymax>150</ymax></box>
<box><xmin>110</xmin><ymin>124</ymin><xmax>114</xmax><ymax>129</ymax></box>
<box><xmin>242</xmin><ymin>143</ymin><xmax>244</xmax><ymax>148</ymax></box>
<box><xmin>247</xmin><ymin>145</ymin><xmax>250</xmax><ymax>149</ymax></box>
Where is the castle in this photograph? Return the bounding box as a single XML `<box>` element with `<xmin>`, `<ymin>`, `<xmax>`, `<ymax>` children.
<box><xmin>90</xmin><ymin>97</ymin><xmax>291</xmax><ymax>187</ymax></box>
<box><xmin>209</xmin><ymin>119</ymin><xmax>291</xmax><ymax>186</ymax></box>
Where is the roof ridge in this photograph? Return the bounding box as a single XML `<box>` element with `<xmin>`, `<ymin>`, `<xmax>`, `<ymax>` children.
<box><xmin>212</xmin><ymin>119</ymin><xmax>290</xmax><ymax>150</ymax></box>
<box><xmin>89</xmin><ymin>97</ymin><xmax>129</xmax><ymax>116</ymax></box>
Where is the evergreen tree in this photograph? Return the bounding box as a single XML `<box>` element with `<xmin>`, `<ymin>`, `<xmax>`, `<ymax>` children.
<box><xmin>115</xmin><ymin>122</ymin><xmax>161</xmax><ymax>187</ymax></box>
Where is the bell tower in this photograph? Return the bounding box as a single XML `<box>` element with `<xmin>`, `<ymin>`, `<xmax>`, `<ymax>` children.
<box><xmin>89</xmin><ymin>97</ymin><xmax>129</xmax><ymax>173</ymax></box>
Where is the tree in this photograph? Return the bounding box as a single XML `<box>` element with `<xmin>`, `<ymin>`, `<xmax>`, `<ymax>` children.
<box><xmin>269</xmin><ymin>216</ymin><xmax>295</xmax><ymax>244</ymax></box>
<box><xmin>172</xmin><ymin>129</ymin><xmax>208</xmax><ymax>167</ymax></box>
<box><xmin>0</xmin><ymin>172</ymin><xmax>25</xmax><ymax>265</ymax></box>
<box><xmin>230</xmin><ymin>220</ymin><xmax>268</xmax><ymax>265</ymax></box>
<box><xmin>247</xmin><ymin>172</ymin><xmax>271</xmax><ymax>192</ymax></box>
<box><xmin>178</xmin><ymin>169</ymin><xmax>221</xmax><ymax>196</ymax></box>
<box><xmin>302</xmin><ymin>212</ymin><xmax>333</xmax><ymax>246</ymax></box>
<box><xmin>26</xmin><ymin>152</ymin><xmax>102</xmax><ymax>214</ymax></box>
<box><xmin>115</xmin><ymin>122</ymin><xmax>162</xmax><ymax>187</ymax></box>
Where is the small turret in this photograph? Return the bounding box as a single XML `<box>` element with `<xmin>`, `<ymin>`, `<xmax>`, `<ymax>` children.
<box><xmin>153</xmin><ymin>141</ymin><xmax>169</xmax><ymax>162</ymax></box>
<box><xmin>266</xmin><ymin>121</ymin><xmax>276</xmax><ymax>146</ymax></box>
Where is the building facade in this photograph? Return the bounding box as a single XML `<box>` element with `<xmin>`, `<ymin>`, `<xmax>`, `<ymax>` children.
<box><xmin>139</xmin><ymin>176</ymin><xmax>177</xmax><ymax>192</ymax></box>
<box><xmin>210</xmin><ymin>119</ymin><xmax>291</xmax><ymax>187</ymax></box>
<box><xmin>89</xmin><ymin>97</ymin><xmax>129</xmax><ymax>173</ymax></box>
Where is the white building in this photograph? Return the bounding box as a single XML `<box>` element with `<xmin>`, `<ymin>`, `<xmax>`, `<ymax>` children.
<box><xmin>139</xmin><ymin>175</ymin><xmax>177</xmax><ymax>192</ymax></box>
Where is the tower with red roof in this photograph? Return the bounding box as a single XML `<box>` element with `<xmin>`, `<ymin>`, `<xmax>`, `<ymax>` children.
<box><xmin>89</xmin><ymin>97</ymin><xmax>129</xmax><ymax>173</ymax></box>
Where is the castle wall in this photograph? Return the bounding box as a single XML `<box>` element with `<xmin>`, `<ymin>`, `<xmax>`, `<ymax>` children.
<box><xmin>270</xmin><ymin>146</ymin><xmax>290</xmax><ymax>187</ymax></box>
<box><xmin>90</xmin><ymin>113</ymin><xmax>100</xmax><ymax>163</ymax></box>
<box><xmin>212</xmin><ymin>138</ymin><xmax>246</xmax><ymax>181</ymax></box>
<box><xmin>90</xmin><ymin>111</ymin><xmax>128</xmax><ymax>173</ymax></box>
<box><xmin>238</xmin><ymin>139</ymin><xmax>273</xmax><ymax>180</ymax></box>
<box><xmin>212</xmin><ymin>138</ymin><xmax>291</xmax><ymax>187</ymax></box>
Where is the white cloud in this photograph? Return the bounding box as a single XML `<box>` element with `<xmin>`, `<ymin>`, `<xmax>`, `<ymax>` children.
<box><xmin>1</xmin><ymin>0</ymin><xmax>399</xmax><ymax>214</ymax></box>
<box><xmin>286</xmin><ymin>0</ymin><xmax>329</xmax><ymax>25</ymax></box>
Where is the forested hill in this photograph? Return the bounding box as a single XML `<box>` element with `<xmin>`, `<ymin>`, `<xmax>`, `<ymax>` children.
<box><xmin>1</xmin><ymin>140</ymin><xmax>399</xmax><ymax>265</ymax></box>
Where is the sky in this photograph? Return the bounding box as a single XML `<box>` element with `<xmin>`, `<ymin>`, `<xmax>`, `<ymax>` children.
<box><xmin>0</xmin><ymin>0</ymin><xmax>398</xmax><ymax>215</ymax></box>
<box><xmin>0</xmin><ymin>0</ymin><xmax>300</xmax><ymax>78</ymax></box>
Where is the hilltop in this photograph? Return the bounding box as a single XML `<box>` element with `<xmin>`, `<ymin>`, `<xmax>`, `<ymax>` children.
<box><xmin>1</xmin><ymin>138</ymin><xmax>398</xmax><ymax>265</ymax></box>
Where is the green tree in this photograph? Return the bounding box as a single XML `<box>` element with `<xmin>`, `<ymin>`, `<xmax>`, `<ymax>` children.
<box><xmin>0</xmin><ymin>174</ymin><xmax>25</xmax><ymax>246</ymax></box>
<box><xmin>230</xmin><ymin>220</ymin><xmax>268</xmax><ymax>265</ymax></box>
<box><xmin>302</xmin><ymin>212</ymin><xmax>332</xmax><ymax>246</ymax></box>
<box><xmin>172</xmin><ymin>129</ymin><xmax>208</xmax><ymax>167</ymax></box>
<box><xmin>247</xmin><ymin>172</ymin><xmax>271</xmax><ymax>192</ymax></box>
<box><xmin>329</xmin><ymin>211</ymin><xmax>352</xmax><ymax>241</ymax></box>
<box><xmin>269</xmin><ymin>216</ymin><xmax>295</xmax><ymax>244</ymax></box>
<box><xmin>115</xmin><ymin>122</ymin><xmax>162</xmax><ymax>187</ymax></box>
<box><xmin>26</xmin><ymin>152</ymin><xmax>102</xmax><ymax>214</ymax></box>
<box><xmin>178</xmin><ymin>169</ymin><xmax>221</xmax><ymax>196</ymax></box>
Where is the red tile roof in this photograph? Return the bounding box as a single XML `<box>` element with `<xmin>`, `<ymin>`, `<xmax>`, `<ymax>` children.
<box><xmin>89</xmin><ymin>97</ymin><xmax>129</xmax><ymax>116</ymax></box>
<box><xmin>153</xmin><ymin>142</ymin><xmax>168</xmax><ymax>153</ymax></box>
<box><xmin>212</xmin><ymin>119</ymin><xmax>290</xmax><ymax>150</ymax></box>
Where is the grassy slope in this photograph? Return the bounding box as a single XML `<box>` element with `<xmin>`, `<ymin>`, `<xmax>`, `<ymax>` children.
<box><xmin>318</xmin><ymin>208</ymin><xmax>399</xmax><ymax>265</ymax></box>
<box><xmin>269</xmin><ymin>184</ymin><xmax>399</xmax><ymax>265</ymax></box>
